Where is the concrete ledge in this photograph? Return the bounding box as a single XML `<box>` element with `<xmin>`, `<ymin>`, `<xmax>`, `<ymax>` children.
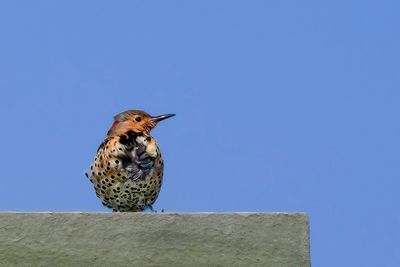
<box><xmin>0</xmin><ymin>212</ymin><xmax>310</xmax><ymax>267</ymax></box>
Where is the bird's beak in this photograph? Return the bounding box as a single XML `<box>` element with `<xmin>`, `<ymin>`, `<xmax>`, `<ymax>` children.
<box><xmin>150</xmin><ymin>113</ymin><xmax>176</xmax><ymax>123</ymax></box>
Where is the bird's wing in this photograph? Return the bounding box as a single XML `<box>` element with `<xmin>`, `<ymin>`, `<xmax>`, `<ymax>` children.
<box><xmin>117</xmin><ymin>131</ymin><xmax>158</xmax><ymax>181</ymax></box>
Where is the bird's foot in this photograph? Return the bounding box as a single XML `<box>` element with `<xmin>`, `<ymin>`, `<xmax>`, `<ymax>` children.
<box><xmin>147</xmin><ymin>205</ymin><xmax>157</xmax><ymax>213</ymax></box>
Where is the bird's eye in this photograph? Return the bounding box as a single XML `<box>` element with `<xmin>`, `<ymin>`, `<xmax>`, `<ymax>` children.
<box><xmin>135</xmin><ymin>117</ymin><xmax>141</xmax><ymax>122</ymax></box>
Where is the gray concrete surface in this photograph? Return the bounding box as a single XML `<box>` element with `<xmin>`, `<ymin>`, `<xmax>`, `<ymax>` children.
<box><xmin>0</xmin><ymin>212</ymin><xmax>310</xmax><ymax>267</ymax></box>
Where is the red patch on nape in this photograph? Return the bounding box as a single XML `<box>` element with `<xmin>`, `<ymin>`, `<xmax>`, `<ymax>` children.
<box><xmin>111</xmin><ymin>121</ymin><xmax>120</xmax><ymax>129</ymax></box>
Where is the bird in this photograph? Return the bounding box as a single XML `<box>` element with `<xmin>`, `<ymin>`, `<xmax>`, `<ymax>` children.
<box><xmin>85</xmin><ymin>110</ymin><xmax>175</xmax><ymax>212</ymax></box>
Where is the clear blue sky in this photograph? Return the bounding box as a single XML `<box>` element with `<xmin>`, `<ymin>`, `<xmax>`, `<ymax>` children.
<box><xmin>0</xmin><ymin>1</ymin><xmax>398</xmax><ymax>266</ymax></box>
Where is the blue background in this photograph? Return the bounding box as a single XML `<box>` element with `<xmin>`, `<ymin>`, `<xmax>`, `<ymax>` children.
<box><xmin>0</xmin><ymin>1</ymin><xmax>398</xmax><ymax>266</ymax></box>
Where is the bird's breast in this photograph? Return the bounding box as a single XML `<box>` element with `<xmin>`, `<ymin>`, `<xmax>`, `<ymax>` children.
<box><xmin>87</xmin><ymin>134</ymin><xmax>164</xmax><ymax>211</ymax></box>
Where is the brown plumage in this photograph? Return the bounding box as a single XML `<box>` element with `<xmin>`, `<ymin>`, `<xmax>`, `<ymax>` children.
<box><xmin>86</xmin><ymin>110</ymin><xmax>175</xmax><ymax>212</ymax></box>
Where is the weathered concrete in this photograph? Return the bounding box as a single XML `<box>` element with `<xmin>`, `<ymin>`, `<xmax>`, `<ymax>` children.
<box><xmin>0</xmin><ymin>212</ymin><xmax>310</xmax><ymax>267</ymax></box>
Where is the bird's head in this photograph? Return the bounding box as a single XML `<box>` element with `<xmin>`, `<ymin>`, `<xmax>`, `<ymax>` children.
<box><xmin>107</xmin><ymin>110</ymin><xmax>175</xmax><ymax>136</ymax></box>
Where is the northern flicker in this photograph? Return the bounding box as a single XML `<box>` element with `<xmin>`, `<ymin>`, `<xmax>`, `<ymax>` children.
<box><xmin>86</xmin><ymin>110</ymin><xmax>175</xmax><ymax>212</ymax></box>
